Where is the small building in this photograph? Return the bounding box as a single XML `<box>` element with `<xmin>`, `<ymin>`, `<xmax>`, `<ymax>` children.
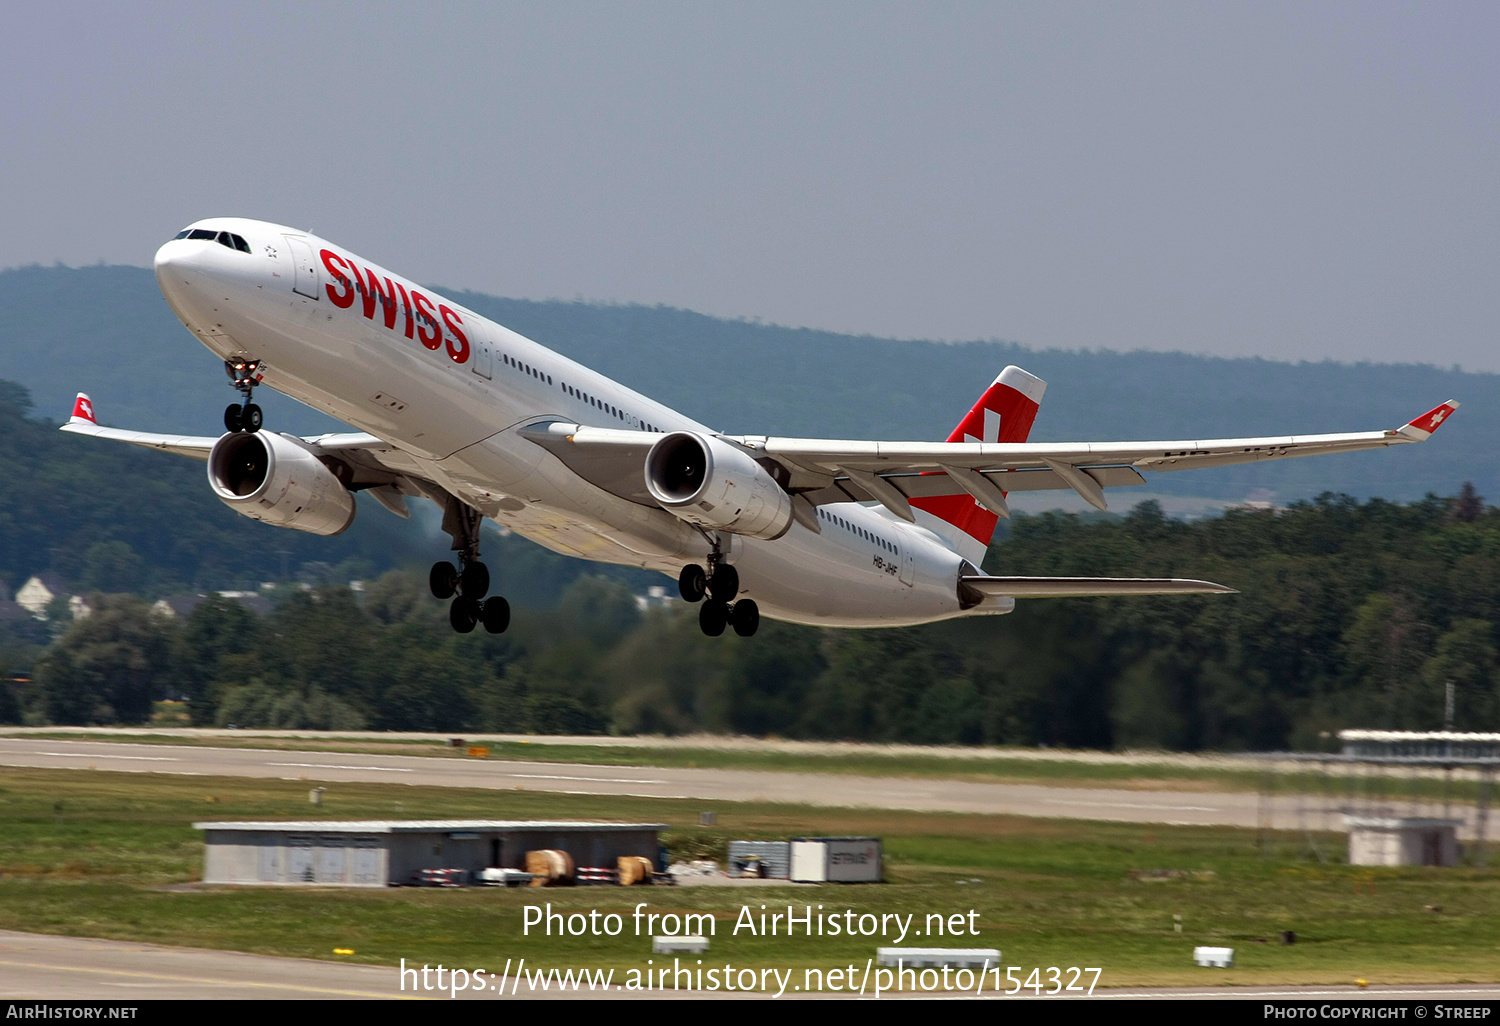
<box><xmin>728</xmin><ymin>840</ymin><xmax>792</xmax><ymax>878</ymax></box>
<box><xmin>194</xmin><ymin>820</ymin><xmax>666</xmax><ymax>887</ymax></box>
<box><xmin>153</xmin><ymin>594</ymin><xmax>207</xmax><ymax>619</ymax></box>
<box><xmin>789</xmin><ymin>837</ymin><xmax>882</xmax><ymax>882</ymax></box>
<box><xmin>1346</xmin><ymin>816</ymin><xmax>1462</xmax><ymax>867</ymax></box>
<box><xmin>15</xmin><ymin>574</ymin><xmax>68</xmax><ymax>619</ymax></box>
<box><xmin>1340</xmin><ymin>730</ymin><xmax>1500</xmax><ymax>761</ymax></box>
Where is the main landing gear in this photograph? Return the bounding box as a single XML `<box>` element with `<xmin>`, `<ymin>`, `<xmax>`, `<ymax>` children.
<box><xmin>678</xmin><ymin>550</ymin><xmax>758</xmax><ymax>637</ymax></box>
<box><xmin>223</xmin><ymin>359</ymin><xmax>263</xmax><ymax>433</ymax></box>
<box><xmin>429</xmin><ymin>494</ymin><xmax>509</xmax><ymax>634</ymax></box>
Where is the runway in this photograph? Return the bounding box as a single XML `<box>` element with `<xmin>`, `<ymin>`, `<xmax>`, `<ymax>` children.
<box><xmin>0</xmin><ymin>736</ymin><xmax>1406</xmax><ymax>832</ymax></box>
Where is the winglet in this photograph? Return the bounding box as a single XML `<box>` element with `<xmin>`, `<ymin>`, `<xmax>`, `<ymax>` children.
<box><xmin>1397</xmin><ymin>400</ymin><xmax>1460</xmax><ymax>441</ymax></box>
<box><xmin>69</xmin><ymin>393</ymin><xmax>98</xmax><ymax>426</ymax></box>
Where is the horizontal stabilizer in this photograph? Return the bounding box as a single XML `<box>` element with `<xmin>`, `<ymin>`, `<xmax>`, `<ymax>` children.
<box><xmin>962</xmin><ymin>575</ymin><xmax>1236</xmax><ymax>598</ymax></box>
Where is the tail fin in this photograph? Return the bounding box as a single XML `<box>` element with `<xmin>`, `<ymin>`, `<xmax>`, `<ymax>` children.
<box><xmin>909</xmin><ymin>366</ymin><xmax>1046</xmax><ymax>564</ymax></box>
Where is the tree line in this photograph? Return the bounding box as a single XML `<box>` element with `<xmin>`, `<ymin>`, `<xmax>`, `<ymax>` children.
<box><xmin>3</xmin><ymin>487</ymin><xmax>1495</xmax><ymax>751</ymax></box>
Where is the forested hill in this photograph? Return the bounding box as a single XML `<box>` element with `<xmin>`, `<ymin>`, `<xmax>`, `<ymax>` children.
<box><xmin>1</xmin><ymin>264</ymin><xmax>1492</xmax><ymax>503</ymax></box>
<box><xmin>10</xmin><ymin>492</ymin><xmax>1498</xmax><ymax>749</ymax></box>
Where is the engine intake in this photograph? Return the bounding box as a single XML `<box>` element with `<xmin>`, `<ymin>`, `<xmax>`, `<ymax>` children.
<box><xmin>644</xmin><ymin>432</ymin><xmax>793</xmax><ymax>540</ymax></box>
<box><xmin>208</xmin><ymin>431</ymin><xmax>357</xmax><ymax>536</ymax></box>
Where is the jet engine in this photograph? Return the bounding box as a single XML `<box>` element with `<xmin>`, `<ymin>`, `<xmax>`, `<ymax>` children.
<box><xmin>644</xmin><ymin>432</ymin><xmax>793</xmax><ymax>540</ymax></box>
<box><xmin>207</xmin><ymin>431</ymin><xmax>357</xmax><ymax>536</ymax></box>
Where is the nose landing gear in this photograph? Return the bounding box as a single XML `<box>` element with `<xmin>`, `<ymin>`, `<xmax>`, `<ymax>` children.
<box><xmin>223</xmin><ymin>360</ymin><xmax>263</xmax><ymax>433</ymax></box>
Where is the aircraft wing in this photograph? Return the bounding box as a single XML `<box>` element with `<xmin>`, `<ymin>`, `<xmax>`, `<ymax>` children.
<box><xmin>960</xmin><ymin>575</ymin><xmax>1236</xmax><ymax>599</ymax></box>
<box><xmin>731</xmin><ymin>400</ymin><xmax>1461</xmax><ymax>515</ymax></box>
<box><xmin>519</xmin><ymin>421</ymin><xmax>660</xmax><ymax>503</ymax></box>
<box><xmin>58</xmin><ymin>394</ymin><xmax>433</xmax><ymax>518</ymax></box>
<box><xmin>58</xmin><ymin>421</ymin><xmax>223</xmax><ymax>460</ymax></box>
<box><xmin>522</xmin><ymin>402</ymin><xmax>1459</xmax><ymax>517</ymax></box>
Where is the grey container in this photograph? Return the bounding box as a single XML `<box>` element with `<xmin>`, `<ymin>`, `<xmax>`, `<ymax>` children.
<box><xmin>727</xmin><ymin>840</ymin><xmax>791</xmax><ymax>879</ymax></box>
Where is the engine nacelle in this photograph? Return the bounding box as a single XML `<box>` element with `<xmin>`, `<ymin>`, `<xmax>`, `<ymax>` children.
<box><xmin>644</xmin><ymin>432</ymin><xmax>794</xmax><ymax>540</ymax></box>
<box><xmin>207</xmin><ymin>431</ymin><xmax>357</xmax><ymax>536</ymax></box>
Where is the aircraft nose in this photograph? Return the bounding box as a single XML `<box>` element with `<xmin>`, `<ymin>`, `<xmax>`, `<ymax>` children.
<box><xmin>153</xmin><ymin>238</ymin><xmax>193</xmax><ymax>286</ymax></box>
<box><xmin>153</xmin><ymin>238</ymin><xmax>209</xmax><ymax>320</ymax></box>
<box><xmin>154</xmin><ymin>240</ymin><xmax>193</xmax><ymax>281</ymax></box>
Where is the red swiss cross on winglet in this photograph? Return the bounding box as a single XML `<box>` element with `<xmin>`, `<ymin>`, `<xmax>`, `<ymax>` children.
<box><xmin>69</xmin><ymin>393</ymin><xmax>98</xmax><ymax>425</ymax></box>
<box><xmin>1397</xmin><ymin>400</ymin><xmax>1460</xmax><ymax>440</ymax></box>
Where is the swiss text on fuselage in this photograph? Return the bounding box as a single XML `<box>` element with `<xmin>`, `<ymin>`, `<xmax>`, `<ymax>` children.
<box><xmin>320</xmin><ymin>249</ymin><xmax>470</xmax><ymax>365</ymax></box>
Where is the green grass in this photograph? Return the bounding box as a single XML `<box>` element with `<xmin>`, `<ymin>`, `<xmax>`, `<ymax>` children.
<box><xmin>1</xmin><ymin>766</ymin><xmax>1498</xmax><ymax>989</ymax></box>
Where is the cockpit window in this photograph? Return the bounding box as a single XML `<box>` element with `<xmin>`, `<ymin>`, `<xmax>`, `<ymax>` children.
<box><xmin>173</xmin><ymin>227</ymin><xmax>252</xmax><ymax>252</ymax></box>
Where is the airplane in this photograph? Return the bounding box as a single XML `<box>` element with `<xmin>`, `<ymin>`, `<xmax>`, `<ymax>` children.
<box><xmin>61</xmin><ymin>217</ymin><xmax>1460</xmax><ymax>638</ymax></box>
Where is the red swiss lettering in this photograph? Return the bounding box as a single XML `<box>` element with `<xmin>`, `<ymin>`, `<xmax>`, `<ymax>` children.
<box><xmin>412</xmin><ymin>290</ymin><xmax>442</xmax><ymax>351</ymax></box>
<box><xmin>393</xmin><ymin>281</ymin><xmax>416</xmax><ymax>340</ymax></box>
<box><xmin>358</xmin><ymin>266</ymin><xmax>399</xmax><ymax>330</ymax></box>
<box><xmin>440</xmin><ymin>305</ymin><xmax>470</xmax><ymax>364</ymax></box>
<box><xmin>321</xmin><ymin>250</ymin><xmax>354</xmax><ymax>308</ymax></box>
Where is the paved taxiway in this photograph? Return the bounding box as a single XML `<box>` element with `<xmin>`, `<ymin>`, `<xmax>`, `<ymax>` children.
<box><xmin>0</xmin><ymin>736</ymin><xmax>1414</xmax><ymax>831</ymax></box>
<box><xmin>3</xmin><ymin>931</ymin><xmax>1499</xmax><ymax>1001</ymax></box>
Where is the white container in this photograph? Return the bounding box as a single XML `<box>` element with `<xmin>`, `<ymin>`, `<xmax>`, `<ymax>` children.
<box><xmin>877</xmin><ymin>948</ymin><xmax>1000</xmax><ymax>970</ymax></box>
<box><xmin>789</xmin><ymin>838</ymin><xmax>882</xmax><ymax>883</ymax></box>
<box><xmin>1193</xmin><ymin>946</ymin><xmax>1234</xmax><ymax>968</ymax></box>
<box><xmin>790</xmin><ymin>841</ymin><xmax>828</xmax><ymax>882</ymax></box>
<box><xmin>653</xmin><ymin>936</ymin><xmax>710</xmax><ymax>954</ymax></box>
<box><xmin>476</xmin><ymin>868</ymin><xmax>533</xmax><ymax>887</ymax></box>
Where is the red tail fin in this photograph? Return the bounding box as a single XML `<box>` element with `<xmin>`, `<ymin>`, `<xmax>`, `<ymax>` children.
<box><xmin>909</xmin><ymin>366</ymin><xmax>1046</xmax><ymax>562</ymax></box>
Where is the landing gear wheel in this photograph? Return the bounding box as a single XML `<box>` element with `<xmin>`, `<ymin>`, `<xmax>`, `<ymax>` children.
<box><xmin>481</xmin><ymin>596</ymin><xmax>510</xmax><ymax>634</ymax></box>
<box><xmin>699</xmin><ymin>600</ymin><xmax>728</xmax><ymax>637</ymax></box>
<box><xmin>429</xmin><ymin>561</ymin><xmax>458</xmax><ymax>600</ymax></box>
<box><xmin>224</xmin><ymin>405</ymin><xmax>243</xmax><ymax>433</ymax></box>
<box><xmin>731</xmin><ymin>599</ymin><xmax>759</xmax><ymax>638</ymax></box>
<box><xmin>449</xmin><ymin>596</ymin><xmax>479</xmax><ymax>633</ymax></box>
<box><xmin>459</xmin><ymin>561</ymin><xmax>490</xmax><ymax>599</ymax></box>
<box><xmin>242</xmin><ymin>403</ymin><xmax>263</xmax><ymax>433</ymax></box>
<box><xmin>708</xmin><ymin>563</ymin><xmax>739</xmax><ymax>602</ymax></box>
<box><xmin>678</xmin><ymin>564</ymin><xmax>707</xmax><ymax>603</ymax></box>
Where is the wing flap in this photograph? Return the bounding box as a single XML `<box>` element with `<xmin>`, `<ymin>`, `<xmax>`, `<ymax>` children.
<box><xmin>796</xmin><ymin>465</ymin><xmax>1147</xmax><ymax>507</ymax></box>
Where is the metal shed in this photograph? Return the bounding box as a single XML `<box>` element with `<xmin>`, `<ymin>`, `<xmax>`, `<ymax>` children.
<box><xmin>194</xmin><ymin>820</ymin><xmax>667</xmax><ymax>887</ymax></box>
<box><xmin>1346</xmin><ymin>816</ymin><xmax>1463</xmax><ymax>867</ymax></box>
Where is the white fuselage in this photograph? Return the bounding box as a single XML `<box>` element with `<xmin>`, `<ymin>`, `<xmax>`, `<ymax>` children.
<box><xmin>154</xmin><ymin>218</ymin><xmax>1001</xmax><ymax>627</ymax></box>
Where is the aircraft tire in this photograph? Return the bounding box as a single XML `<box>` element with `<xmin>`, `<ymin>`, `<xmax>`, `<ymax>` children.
<box><xmin>481</xmin><ymin>596</ymin><xmax>510</xmax><ymax>634</ymax></box>
<box><xmin>678</xmin><ymin>564</ymin><xmax>706</xmax><ymax>602</ymax></box>
<box><xmin>243</xmin><ymin>404</ymin><xmax>263</xmax><ymax>432</ymax></box>
<box><xmin>223</xmin><ymin>405</ymin><xmax>242</xmax><ymax>433</ymax></box>
<box><xmin>429</xmin><ymin>561</ymin><xmax>458</xmax><ymax>600</ymax></box>
<box><xmin>709</xmin><ymin>563</ymin><xmax>739</xmax><ymax>602</ymax></box>
<box><xmin>459</xmin><ymin>561</ymin><xmax>490</xmax><ymax>599</ymax></box>
<box><xmin>731</xmin><ymin>599</ymin><xmax>759</xmax><ymax>637</ymax></box>
<box><xmin>449</xmin><ymin>596</ymin><xmax>479</xmax><ymax>633</ymax></box>
<box><xmin>699</xmin><ymin>600</ymin><xmax>728</xmax><ymax>637</ymax></box>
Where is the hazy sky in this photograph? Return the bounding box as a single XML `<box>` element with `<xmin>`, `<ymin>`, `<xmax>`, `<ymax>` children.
<box><xmin>3</xmin><ymin>2</ymin><xmax>1496</xmax><ymax>369</ymax></box>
